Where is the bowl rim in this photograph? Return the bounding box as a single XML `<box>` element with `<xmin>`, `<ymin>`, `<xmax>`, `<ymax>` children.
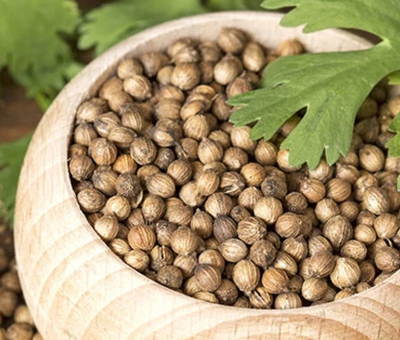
<box><xmin>18</xmin><ymin>10</ymin><xmax>399</xmax><ymax>321</ymax></box>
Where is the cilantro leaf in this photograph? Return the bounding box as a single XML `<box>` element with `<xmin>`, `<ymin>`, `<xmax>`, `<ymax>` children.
<box><xmin>388</xmin><ymin>71</ymin><xmax>400</xmax><ymax>86</ymax></box>
<box><xmin>386</xmin><ymin>116</ymin><xmax>400</xmax><ymax>191</ymax></box>
<box><xmin>230</xmin><ymin>0</ymin><xmax>400</xmax><ymax>169</ymax></box>
<box><xmin>0</xmin><ymin>0</ymin><xmax>82</xmax><ymax>98</ymax></box>
<box><xmin>389</xmin><ymin>114</ymin><xmax>400</xmax><ymax>133</ymax></box>
<box><xmin>386</xmin><ymin>115</ymin><xmax>400</xmax><ymax>161</ymax></box>
<box><xmin>79</xmin><ymin>0</ymin><xmax>206</xmax><ymax>56</ymax></box>
<box><xmin>265</xmin><ymin>0</ymin><xmax>400</xmax><ymax>43</ymax></box>
<box><xmin>204</xmin><ymin>0</ymin><xmax>263</xmax><ymax>11</ymax></box>
<box><xmin>0</xmin><ymin>135</ymin><xmax>31</xmax><ymax>226</ymax></box>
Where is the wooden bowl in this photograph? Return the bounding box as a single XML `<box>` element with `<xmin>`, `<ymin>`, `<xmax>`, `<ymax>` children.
<box><xmin>14</xmin><ymin>11</ymin><xmax>400</xmax><ymax>340</ymax></box>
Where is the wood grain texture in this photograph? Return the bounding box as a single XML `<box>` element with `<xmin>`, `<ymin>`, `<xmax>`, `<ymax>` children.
<box><xmin>14</xmin><ymin>12</ymin><xmax>400</xmax><ymax>340</ymax></box>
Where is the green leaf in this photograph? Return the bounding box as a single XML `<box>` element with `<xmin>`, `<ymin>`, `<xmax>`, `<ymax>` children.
<box><xmin>0</xmin><ymin>0</ymin><xmax>82</xmax><ymax>98</ymax></box>
<box><xmin>0</xmin><ymin>135</ymin><xmax>31</xmax><ymax>226</ymax></box>
<box><xmin>387</xmin><ymin>114</ymin><xmax>400</xmax><ymax>161</ymax></box>
<box><xmin>263</xmin><ymin>0</ymin><xmax>400</xmax><ymax>43</ymax></box>
<box><xmin>388</xmin><ymin>71</ymin><xmax>400</xmax><ymax>85</ymax></box>
<box><xmin>389</xmin><ymin>114</ymin><xmax>400</xmax><ymax>132</ymax></box>
<box><xmin>79</xmin><ymin>0</ymin><xmax>206</xmax><ymax>56</ymax></box>
<box><xmin>386</xmin><ymin>133</ymin><xmax>400</xmax><ymax>157</ymax></box>
<box><xmin>231</xmin><ymin>0</ymin><xmax>400</xmax><ymax>169</ymax></box>
<box><xmin>204</xmin><ymin>0</ymin><xmax>263</xmax><ymax>11</ymax></box>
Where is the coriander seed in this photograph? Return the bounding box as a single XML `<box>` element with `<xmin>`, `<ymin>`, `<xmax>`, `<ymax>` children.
<box><xmin>273</xmin><ymin>251</ymin><xmax>298</xmax><ymax>276</ymax></box>
<box><xmin>214</xmin><ymin>279</ymin><xmax>239</xmax><ymax>305</ymax></box>
<box><xmin>237</xmin><ymin>217</ymin><xmax>267</xmax><ymax>245</ymax></box>
<box><xmin>171</xmin><ymin>227</ymin><xmax>198</xmax><ymax>255</ymax></box>
<box><xmin>299</xmin><ymin>178</ymin><xmax>326</xmax><ymax>203</ymax></box>
<box><xmin>146</xmin><ymin>173</ymin><xmax>176</xmax><ymax>198</ymax></box>
<box><xmin>275</xmin><ymin>212</ymin><xmax>303</xmax><ymax>238</ymax></box>
<box><xmin>217</xmin><ymin>27</ymin><xmax>247</xmax><ymax>54</ymax></box>
<box><xmin>130</xmin><ymin>137</ymin><xmax>157</xmax><ymax>165</ymax></box>
<box><xmin>193</xmin><ymin>292</ymin><xmax>219</xmax><ymax>304</ymax></box>
<box><xmin>197</xmin><ymin>170</ymin><xmax>220</xmax><ymax>196</ymax></box>
<box><xmin>261</xmin><ymin>176</ymin><xmax>287</xmax><ymax>200</ymax></box>
<box><xmin>117</xmin><ymin>58</ymin><xmax>143</xmax><ymax>79</ymax></box>
<box><xmin>262</xmin><ymin>267</ymin><xmax>289</xmax><ymax>294</ymax></box>
<box><xmin>323</xmin><ymin>215</ymin><xmax>353</xmax><ymax>249</ymax></box>
<box><xmin>240</xmin><ymin>162</ymin><xmax>266</xmax><ymax>187</ymax></box>
<box><xmin>340</xmin><ymin>240</ymin><xmax>367</xmax><ymax>262</ymax></box>
<box><xmin>197</xmin><ymin>138</ymin><xmax>224</xmax><ymax>164</ymax></box>
<box><xmin>314</xmin><ymin>198</ymin><xmax>340</xmax><ymax>223</ymax></box>
<box><xmin>205</xmin><ymin>193</ymin><xmax>233</xmax><ymax>218</ymax></box>
<box><xmin>302</xmin><ymin>278</ymin><xmax>328</xmax><ymax>301</ymax></box>
<box><xmin>284</xmin><ymin>192</ymin><xmax>308</xmax><ymax>214</ymax></box>
<box><xmin>102</xmin><ymin>195</ymin><xmax>131</xmax><ymax>221</ymax></box>
<box><xmin>140</xmin><ymin>52</ymin><xmax>170</xmax><ymax>77</ymax></box>
<box><xmin>194</xmin><ymin>264</ymin><xmax>222</xmax><ymax>292</ymax></box>
<box><xmin>326</xmin><ymin>178</ymin><xmax>351</xmax><ymax>202</ymax></box>
<box><xmin>249</xmin><ymin>239</ymin><xmax>277</xmax><ymax>269</ymax></box>
<box><xmin>219</xmin><ymin>238</ymin><xmax>248</xmax><ymax>263</ymax></box>
<box><xmin>173</xmin><ymin>254</ymin><xmax>197</xmax><ymax>278</ymax></box>
<box><xmin>363</xmin><ymin>186</ymin><xmax>389</xmax><ymax>215</ymax></box>
<box><xmin>237</xmin><ymin>187</ymin><xmax>263</xmax><ymax>210</ymax></box>
<box><xmin>223</xmin><ymin>147</ymin><xmax>249</xmax><ymax>171</ymax></box>
<box><xmin>248</xmin><ymin>287</ymin><xmax>273</xmax><ymax>309</ymax></box>
<box><xmin>69</xmin><ymin>155</ymin><xmax>95</xmax><ymax>182</ymax></box>
<box><xmin>171</xmin><ymin>63</ymin><xmax>201</xmax><ymax>90</ymax></box>
<box><xmin>254</xmin><ymin>196</ymin><xmax>283</xmax><ymax>224</ymax></box>
<box><xmin>77</xmin><ymin>188</ymin><xmax>106</xmax><ymax>213</ymax></box>
<box><xmin>330</xmin><ymin>257</ymin><xmax>361</xmax><ymax>289</ymax></box>
<box><xmin>213</xmin><ymin>216</ymin><xmax>237</xmax><ymax>243</ymax></box>
<box><xmin>281</xmin><ymin>236</ymin><xmax>308</xmax><ymax>262</ymax></box>
<box><xmin>243</xmin><ymin>42</ymin><xmax>265</xmax><ymax>72</ymax></box>
<box><xmin>359</xmin><ymin>144</ymin><xmax>385</xmax><ymax>172</ymax></box>
<box><xmin>179</xmin><ymin>181</ymin><xmax>206</xmax><ymax>207</ymax></box>
<box><xmin>373</xmin><ymin>213</ymin><xmax>400</xmax><ymax>239</ymax></box>
<box><xmin>375</xmin><ymin>246</ymin><xmax>400</xmax><ymax>272</ymax></box>
<box><xmin>308</xmin><ymin>251</ymin><xmax>336</xmax><ymax>278</ymax></box>
<box><xmin>156</xmin><ymin>265</ymin><xmax>183</xmax><ymax>289</ymax></box>
<box><xmin>214</xmin><ymin>56</ymin><xmax>243</xmax><ymax>85</ymax></box>
<box><xmin>274</xmin><ymin>292</ymin><xmax>302</xmax><ymax>309</ymax></box>
<box><xmin>150</xmin><ymin>245</ymin><xmax>174</xmax><ymax>272</ymax></box>
<box><xmin>77</xmin><ymin>98</ymin><xmax>108</xmax><ymax>123</ymax></box>
<box><xmin>128</xmin><ymin>225</ymin><xmax>156</xmax><ymax>252</ymax></box>
<box><xmin>232</xmin><ymin>260</ymin><xmax>260</xmax><ymax>293</ymax></box>
<box><xmin>198</xmin><ymin>249</ymin><xmax>225</xmax><ymax>273</ymax></box>
<box><xmin>220</xmin><ymin>171</ymin><xmax>246</xmax><ymax>196</ymax></box>
<box><xmin>167</xmin><ymin>159</ymin><xmax>193</xmax><ymax>186</ymax></box>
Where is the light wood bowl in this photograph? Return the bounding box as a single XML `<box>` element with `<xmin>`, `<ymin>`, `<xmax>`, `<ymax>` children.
<box><xmin>14</xmin><ymin>11</ymin><xmax>400</xmax><ymax>340</ymax></box>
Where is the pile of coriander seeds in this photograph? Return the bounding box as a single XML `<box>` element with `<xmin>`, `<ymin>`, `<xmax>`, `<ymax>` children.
<box><xmin>0</xmin><ymin>224</ymin><xmax>42</xmax><ymax>340</ymax></box>
<box><xmin>69</xmin><ymin>26</ymin><xmax>400</xmax><ymax>309</ymax></box>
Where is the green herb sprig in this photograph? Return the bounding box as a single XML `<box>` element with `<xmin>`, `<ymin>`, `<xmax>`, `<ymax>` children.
<box><xmin>0</xmin><ymin>0</ymin><xmax>82</xmax><ymax>107</ymax></box>
<box><xmin>0</xmin><ymin>135</ymin><xmax>31</xmax><ymax>224</ymax></box>
<box><xmin>231</xmin><ymin>0</ymin><xmax>400</xmax><ymax>170</ymax></box>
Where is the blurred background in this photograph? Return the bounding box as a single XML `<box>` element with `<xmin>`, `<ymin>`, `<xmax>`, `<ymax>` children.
<box><xmin>0</xmin><ymin>0</ymin><xmax>126</xmax><ymax>143</ymax></box>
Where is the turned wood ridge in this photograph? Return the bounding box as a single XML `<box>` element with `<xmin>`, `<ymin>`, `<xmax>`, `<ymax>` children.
<box><xmin>14</xmin><ymin>12</ymin><xmax>400</xmax><ymax>340</ymax></box>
